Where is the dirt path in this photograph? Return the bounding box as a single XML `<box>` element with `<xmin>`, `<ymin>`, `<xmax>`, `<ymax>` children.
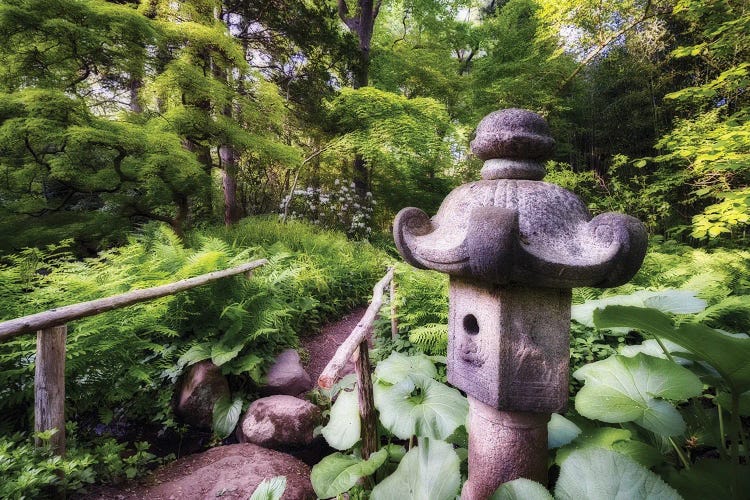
<box><xmin>301</xmin><ymin>305</ymin><xmax>370</xmax><ymax>385</ymax></box>
<box><xmin>81</xmin><ymin>307</ymin><xmax>372</xmax><ymax>499</ymax></box>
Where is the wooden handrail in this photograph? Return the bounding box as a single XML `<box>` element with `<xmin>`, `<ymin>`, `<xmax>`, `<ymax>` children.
<box><xmin>318</xmin><ymin>266</ymin><xmax>395</xmax><ymax>459</ymax></box>
<box><xmin>1</xmin><ymin>258</ymin><xmax>268</xmax><ymax>460</ymax></box>
<box><xmin>0</xmin><ymin>258</ymin><xmax>268</xmax><ymax>341</ymax></box>
<box><xmin>318</xmin><ymin>266</ymin><xmax>394</xmax><ymax>389</ymax></box>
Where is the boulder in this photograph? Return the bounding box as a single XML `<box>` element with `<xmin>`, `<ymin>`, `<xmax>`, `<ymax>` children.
<box><xmin>262</xmin><ymin>349</ymin><xmax>312</xmax><ymax>396</ymax></box>
<box><xmin>237</xmin><ymin>395</ymin><xmax>321</xmax><ymax>449</ymax></box>
<box><xmin>84</xmin><ymin>443</ymin><xmax>315</xmax><ymax>499</ymax></box>
<box><xmin>175</xmin><ymin>361</ymin><xmax>230</xmax><ymax>429</ymax></box>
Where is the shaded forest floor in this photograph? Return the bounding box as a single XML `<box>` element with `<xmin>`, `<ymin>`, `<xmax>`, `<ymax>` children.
<box><xmin>81</xmin><ymin>306</ymin><xmax>370</xmax><ymax>499</ymax></box>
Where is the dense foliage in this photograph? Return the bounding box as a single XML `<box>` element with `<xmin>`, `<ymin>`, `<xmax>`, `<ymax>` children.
<box><xmin>0</xmin><ymin>218</ymin><xmax>385</xmax><ymax>496</ymax></box>
<box><xmin>0</xmin><ymin>0</ymin><xmax>748</xmax><ymax>497</ymax></box>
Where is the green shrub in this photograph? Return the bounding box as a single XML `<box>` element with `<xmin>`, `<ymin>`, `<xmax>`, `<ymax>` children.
<box><xmin>0</xmin><ymin>217</ymin><xmax>387</xmax><ymax>491</ymax></box>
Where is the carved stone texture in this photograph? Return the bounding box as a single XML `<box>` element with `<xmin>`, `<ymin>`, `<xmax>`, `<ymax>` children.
<box><xmin>448</xmin><ymin>279</ymin><xmax>571</xmax><ymax>413</ymax></box>
<box><xmin>394</xmin><ymin>109</ymin><xmax>647</xmax><ymax>289</ymax></box>
<box><xmin>471</xmin><ymin>108</ymin><xmax>555</xmax><ymax>163</ymax></box>
<box><xmin>393</xmin><ymin>108</ymin><xmax>647</xmax><ymax>493</ymax></box>
<box><xmin>461</xmin><ymin>398</ymin><xmax>549</xmax><ymax>500</ymax></box>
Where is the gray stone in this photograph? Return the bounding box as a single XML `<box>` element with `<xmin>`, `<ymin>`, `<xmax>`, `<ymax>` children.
<box><xmin>86</xmin><ymin>443</ymin><xmax>315</xmax><ymax>499</ymax></box>
<box><xmin>448</xmin><ymin>280</ymin><xmax>570</xmax><ymax>413</ymax></box>
<box><xmin>470</xmin><ymin>108</ymin><xmax>555</xmax><ymax>162</ymax></box>
<box><xmin>236</xmin><ymin>395</ymin><xmax>321</xmax><ymax>449</ymax></box>
<box><xmin>393</xmin><ymin>108</ymin><xmax>647</xmax><ymax>495</ymax></box>
<box><xmin>394</xmin><ymin>112</ymin><xmax>647</xmax><ymax>290</ymax></box>
<box><xmin>175</xmin><ymin>361</ymin><xmax>230</xmax><ymax>429</ymax></box>
<box><xmin>262</xmin><ymin>349</ymin><xmax>312</xmax><ymax>396</ymax></box>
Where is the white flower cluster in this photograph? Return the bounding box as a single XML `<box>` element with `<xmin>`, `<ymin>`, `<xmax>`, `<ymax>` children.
<box><xmin>279</xmin><ymin>179</ymin><xmax>375</xmax><ymax>239</ymax></box>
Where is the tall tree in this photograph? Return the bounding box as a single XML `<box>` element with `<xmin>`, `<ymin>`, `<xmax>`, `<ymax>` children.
<box><xmin>0</xmin><ymin>0</ymin><xmax>209</xmax><ymax>245</ymax></box>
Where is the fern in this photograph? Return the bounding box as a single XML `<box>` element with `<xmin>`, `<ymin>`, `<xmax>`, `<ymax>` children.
<box><xmin>409</xmin><ymin>323</ymin><xmax>448</xmax><ymax>355</ymax></box>
<box><xmin>0</xmin><ymin>217</ymin><xmax>386</xmax><ymax>441</ymax></box>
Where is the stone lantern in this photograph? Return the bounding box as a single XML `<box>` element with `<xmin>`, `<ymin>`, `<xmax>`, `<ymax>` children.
<box><xmin>393</xmin><ymin>109</ymin><xmax>647</xmax><ymax>499</ymax></box>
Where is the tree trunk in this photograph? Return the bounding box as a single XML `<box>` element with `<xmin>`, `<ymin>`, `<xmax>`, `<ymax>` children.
<box><xmin>339</xmin><ymin>0</ymin><xmax>380</xmax><ymax>198</ymax></box>
<box><xmin>220</xmin><ymin>149</ymin><xmax>240</xmax><ymax>225</ymax></box>
<box><xmin>128</xmin><ymin>77</ymin><xmax>143</xmax><ymax>114</ymax></box>
<box><xmin>215</xmin><ymin>8</ymin><xmax>241</xmax><ymax>226</ymax></box>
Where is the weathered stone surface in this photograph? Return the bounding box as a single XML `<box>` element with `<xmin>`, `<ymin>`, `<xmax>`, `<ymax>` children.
<box><xmin>236</xmin><ymin>395</ymin><xmax>321</xmax><ymax>449</ymax></box>
<box><xmin>394</xmin><ymin>110</ymin><xmax>647</xmax><ymax>289</ymax></box>
<box><xmin>448</xmin><ymin>280</ymin><xmax>571</xmax><ymax>413</ymax></box>
<box><xmin>393</xmin><ymin>108</ymin><xmax>648</xmax><ymax>492</ymax></box>
<box><xmin>462</xmin><ymin>398</ymin><xmax>550</xmax><ymax>500</ymax></box>
<box><xmin>262</xmin><ymin>349</ymin><xmax>312</xmax><ymax>396</ymax></box>
<box><xmin>175</xmin><ymin>361</ymin><xmax>230</xmax><ymax>429</ymax></box>
<box><xmin>84</xmin><ymin>443</ymin><xmax>315</xmax><ymax>499</ymax></box>
<box><xmin>470</xmin><ymin>108</ymin><xmax>555</xmax><ymax>162</ymax></box>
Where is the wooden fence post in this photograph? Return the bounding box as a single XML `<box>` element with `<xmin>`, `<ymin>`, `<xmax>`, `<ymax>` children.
<box><xmin>389</xmin><ymin>278</ymin><xmax>398</xmax><ymax>340</ymax></box>
<box><xmin>35</xmin><ymin>324</ymin><xmax>67</xmax><ymax>456</ymax></box>
<box><xmin>354</xmin><ymin>341</ymin><xmax>378</xmax><ymax>459</ymax></box>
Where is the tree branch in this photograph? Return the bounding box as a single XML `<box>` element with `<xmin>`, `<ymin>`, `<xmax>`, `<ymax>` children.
<box><xmin>558</xmin><ymin>0</ymin><xmax>655</xmax><ymax>91</ymax></box>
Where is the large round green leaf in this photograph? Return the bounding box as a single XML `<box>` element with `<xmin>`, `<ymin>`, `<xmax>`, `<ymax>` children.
<box><xmin>321</xmin><ymin>387</ymin><xmax>360</xmax><ymax>450</ymax></box>
<box><xmin>556</xmin><ymin>427</ymin><xmax>664</xmax><ymax>468</ymax></box>
<box><xmin>371</xmin><ymin>438</ymin><xmax>460</xmax><ymax>500</ymax></box>
<box><xmin>491</xmin><ymin>478</ymin><xmax>553</xmax><ymax>500</ymax></box>
<box><xmin>310</xmin><ymin>449</ymin><xmax>388</xmax><ymax>499</ymax></box>
<box><xmin>547</xmin><ymin>413</ymin><xmax>581</xmax><ymax>449</ymax></box>
<box><xmin>555</xmin><ymin>448</ymin><xmax>682</xmax><ymax>500</ymax></box>
<box><xmin>374</xmin><ymin>351</ymin><xmax>437</xmax><ymax>384</ymax></box>
<box><xmin>572</xmin><ymin>290</ymin><xmax>706</xmax><ymax>328</ymax></box>
<box><xmin>594</xmin><ymin>305</ymin><xmax>750</xmax><ymax>393</ymax></box>
<box><xmin>573</xmin><ymin>353</ymin><xmax>702</xmax><ymax>436</ymax></box>
<box><xmin>374</xmin><ymin>374</ymin><xmax>468</xmax><ymax>440</ymax></box>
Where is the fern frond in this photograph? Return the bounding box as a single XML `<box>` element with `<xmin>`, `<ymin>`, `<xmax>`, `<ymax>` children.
<box><xmin>408</xmin><ymin>323</ymin><xmax>448</xmax><ymax>356</ymax></box>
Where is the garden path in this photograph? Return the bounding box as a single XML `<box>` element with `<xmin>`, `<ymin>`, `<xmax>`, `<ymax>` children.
<box><xmin>80</xmin><ymin>306</ymin><xmax>371</xmax><ymax>499</ymax></box>
<box><xmin>301</xmin><ymin>305</ymin><xmax>370</xmax><ymax>385</ymax></box>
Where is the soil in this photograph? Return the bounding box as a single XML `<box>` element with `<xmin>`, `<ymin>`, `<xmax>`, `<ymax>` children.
<box><xmin>301</xmin><ymin>305</ymin><xmax>370</xmax><ymax>385</ymax></box>
<box><xmin>80</xmin><ymin>305</ymin><xmax>371</xmax><ymax>500</ymax></box>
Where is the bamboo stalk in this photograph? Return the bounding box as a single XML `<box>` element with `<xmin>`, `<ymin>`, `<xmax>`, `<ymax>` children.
<box><xmin>318</xmin><ymin>267</ymin><xmax>394</xmax><ymax>389</ymax></box>
<box><xmin>0</xmin><ymin>259</ymin><xmax>267</xmax><ymax>341</ymax></box>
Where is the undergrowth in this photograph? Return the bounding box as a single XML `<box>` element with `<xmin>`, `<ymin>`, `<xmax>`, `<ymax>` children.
<box><xmin>0</xmin><ymin>217</ymin><xmax>386</xmax><ymax>497</ymax></box>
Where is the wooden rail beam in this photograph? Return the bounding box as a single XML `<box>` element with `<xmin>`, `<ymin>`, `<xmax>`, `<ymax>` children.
<box><xmin>0</xmin><ymin>259</ymin><xmax>268</xmax><ymax>341</ymax></box>
<box><xmin>318</xmin><ymin>267</ymin><xmax>394</xmax><ymax>389</ymax></box>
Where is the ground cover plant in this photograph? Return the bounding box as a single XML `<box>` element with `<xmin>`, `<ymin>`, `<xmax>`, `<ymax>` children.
<box><xmin>0</xmin><ymin>217</ymin><xmax>386</xmax><ymax>497</ymax></box>
<box><xmin>0</xmin><ymin>0</ymin><xmax>748</xmax><ymax>497</ymax></box>
<box><xmin>366</xmin><ymin>240</ymin><xmax>750</xmax><ymax>499</ymax></box>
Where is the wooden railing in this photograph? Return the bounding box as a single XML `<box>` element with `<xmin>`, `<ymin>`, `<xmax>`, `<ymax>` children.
<box><xmin>0</xmin><ymin>259</ymin><xmax>268</xmax><ymax>456</ymax></box>
<box><xmin>318</xmin><ymin>266</ymin><xmax>395</xmax><ymax>458</ymax></box>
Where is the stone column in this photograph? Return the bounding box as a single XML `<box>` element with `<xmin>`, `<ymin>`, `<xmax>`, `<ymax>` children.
<box><xmin>393</xmin><ymin>108</ymin><xmax>647</xmax><ymax>498</ymax></box>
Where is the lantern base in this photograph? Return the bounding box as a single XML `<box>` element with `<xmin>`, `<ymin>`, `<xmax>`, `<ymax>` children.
<box><xmin>462</xmin><ymin>396</ymin><xmax>549</xmax><ymax>499</ymax></box>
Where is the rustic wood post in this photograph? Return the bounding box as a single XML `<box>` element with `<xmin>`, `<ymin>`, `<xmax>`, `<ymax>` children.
<box><xmin>319</xmin><ymin>268</ymin><xmax>395</xmax><ymax>459</ymax></box>
<box><xmin>393</xmin><ymin>109</ymin><xmax>647</xmax><ymax>497</ymax></box>
<box><xmin>354</xmin><ymin>341</ymin><xmax>378</xmax><ymax>458</ymax></box>
<box><xmin>35</xmin><ymin>324</ymin><xmax>67</xmax><ymax>456</ymax></box>
<box><xmin>389</xmin><ymin>278</ymin><xmax>398</xmax><ymax>340</ymax></box>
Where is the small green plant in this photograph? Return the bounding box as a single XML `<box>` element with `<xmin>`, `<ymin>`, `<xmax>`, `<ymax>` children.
<box><xmin>0</xmin><ymin>426</ymin><xmax>162</xmax><ymax>499</ymax></box>
<box><xmin>311</xmin><ymin>352</ymin><xmax>468</xmax><ymax>500</ymax></box>
<box><xmin>548</xmin><ymin>295</ymin><xmax>750</xmax><ymax>500</ymax></box>
<box><xmin>0</xmin><ymin>217</ymin><xmax>387</xmax><ymax>492</ymax></box>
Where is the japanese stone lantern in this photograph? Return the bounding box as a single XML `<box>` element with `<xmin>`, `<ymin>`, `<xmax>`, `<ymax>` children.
<box><xmin>393</xmin><ymin>109</ymin><xmax>647</xmax><ymax>499</ymax></box>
